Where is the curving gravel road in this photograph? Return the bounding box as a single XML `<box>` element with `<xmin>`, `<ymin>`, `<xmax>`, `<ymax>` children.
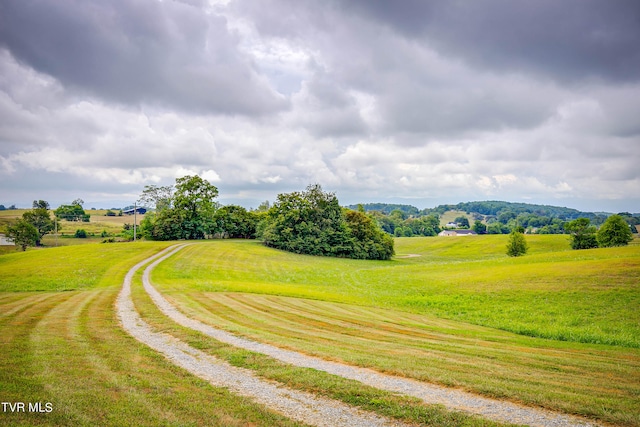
<box><xmin>126</xmin><ymin>243</ymin><xmax>601</xmax><ymax>427</ymax></box>
<box><xmin>117</xmin><ymin>244</ymin><xmax>410</xmax><ymax>427</ymax></box>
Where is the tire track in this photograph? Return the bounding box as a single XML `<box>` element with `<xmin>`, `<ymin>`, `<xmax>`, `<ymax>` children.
<box><xmin>117</xmin><ymin>244</ymin><xmax>409</xmax><ymax>427</ymax></box>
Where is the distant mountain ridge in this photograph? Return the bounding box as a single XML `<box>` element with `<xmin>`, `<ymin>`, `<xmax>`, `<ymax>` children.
<box><xmin>348</xmin><ymin>201</ymin><xmax>620</xmax><ymax>219</ymax></box>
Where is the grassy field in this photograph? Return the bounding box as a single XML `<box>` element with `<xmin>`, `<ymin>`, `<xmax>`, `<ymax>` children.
<box><xmin>1</xmin><ymin>235</ymin><xmax>639</xmax><ymax>426</ymax></box>
<box><xmin>0</xmin><ymin>242</ymin><xmax>309</xmax><ymax>426</ymax></box>
<box><xmin>153</xmin><ymin>236</ymin><xmax>640</xmax><ymax>347</ymax></box>
<box><xmin>0</xmin><ymin>210</ymin><xmax>145</xmax><ymax>254</ymax></box>
<box><xmin>148</xmin><ymin>236</ymin><xmax>640</xmax><ymax>426</ymax></box>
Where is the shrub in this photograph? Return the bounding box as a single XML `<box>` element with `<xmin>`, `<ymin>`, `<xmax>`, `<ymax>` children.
<box><xmin>259</xmin><ymin>184</ymin><xmax>394</xmax><ymax>260</ymax></box>
<box><xmin>566</xmin><ymin>218</ymin><xmax>598</xmax><ymax>250</ymax></box>
<box><xmin>74</xmin><ymin>229</ymin><xmax>87</xmax><ymax>238</ymax></box>
<box><xmin>597</xmin><ymin>215</ymin><xmax>633</xmax><ymax>247</ymax></box>
<box><xmin>506</xmin><ymin>230</ymin><xmax>528</xmax><ymax>257</ymax></box>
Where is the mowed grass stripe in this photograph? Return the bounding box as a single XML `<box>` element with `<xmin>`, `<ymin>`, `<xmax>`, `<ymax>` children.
<box><xmin>152</xmin><ymin>238</ymin><xmax>640</xmax><ymax>348</ymax></box>
<box><xmin>0</xmin><ymin>244</ymin><xmax>314</xmax><ymax>426</ymax></box>
<box><xmin>132</xmin><ymin>268</ymin><xmax>515</xmax><ymax>427</ymax></box>
<box><xmin>161</xmin><ymin>289</ymin><xmax>640</xmax><ymax>426</ymax></box>
<box><xmin>24</xmin><ymin>287</ymin><xmax>309</xmax><ymax>426</ymax></box>
<box><xmin>0</xmin><ymin>292</ymin><xmax>76</xmax><ymax>426</ymax></box>
<box><xmin>0</xmin><ymin>292</ymin><xmax>64</xmax><ymax>319</ymax></box>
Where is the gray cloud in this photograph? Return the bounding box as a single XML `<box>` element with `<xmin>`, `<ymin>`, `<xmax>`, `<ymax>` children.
<box><xmin>341</xmin><ymin>0</ymin><xmax>640</xmax><ymax>83</ymax></box>
<box><xmin>1</xmin><ymin>0</ymin><xmax>639</xmax><ymax>212</ymax></box>
<box><xmin>0</xmin><ymin>0</ymin><xmax>287</xmax><ymax>115</ymax></box>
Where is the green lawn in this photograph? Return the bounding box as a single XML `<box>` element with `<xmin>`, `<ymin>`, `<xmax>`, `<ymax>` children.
<box><xmin>153</xmin><ymin>235</ymin><xmax>640</xmax><ymax>348</ymax></box>
<box><xmin>1</xmin><ymin>235</ymin><xmax>639</xmax><ymax>426</ymax></box>
<box><xmin>0</xmin><ymin>242</ymin><xmax>307</xmax><ymax>426</ymax></box>
<box><xmin>146</xmin><ymin>236</ymin><xmax>640</xmax><ymax>426</ymax></box>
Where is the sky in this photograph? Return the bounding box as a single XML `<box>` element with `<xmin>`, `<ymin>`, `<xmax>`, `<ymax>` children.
<box><xmin>1</xmin><ymin>0</ymin><xmax>639</xmax><ymax>213</ymax></box>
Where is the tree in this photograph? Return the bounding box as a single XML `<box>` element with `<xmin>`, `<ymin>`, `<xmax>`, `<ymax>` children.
<box><xmin>344</xmin><ymin>210</ymin><xmax>394</xmax><ymax>260</ymax></box>
<box><xmin>173</xmin><ymin>175</ymin><xmax>219</xmax><ymax>239</ymax></box>
<box><xmin>454</xmin><ymin>216</ymin><xmax>470</xmax><ymax>228</ymax></box>
<box><xmin>138</xmin><ymin>185</ymin><xmax>174</xmax><ymax>211</ymax></box>
<box><xmin>472</xmin><ymin>220</ymin><xmax>487</xmax><ymax>234</ymax></box>
<box><xmin>55</xmin><ymin>202</ymin><xmax>89</xmax><ymax>222</ymax></box>
<box><xmin>6</xmin><ymin>220</ymin><xmax>39</xmax><ymax>251</ymax></box>
<box><xmin>33</xmin><ymin>200</ymin><xmax>50</xmax><ymax>210</ymax></box>
<box><xmin>259</xmin><ymin>184</ymin><xmax>394</xmax><ymax>260</ymax></box>
<box><xmin>140</xmin><ymin>175</ymin><xmax>219</xmax><ymax>241</ymax></box>
<box><xmin>259</xmin><ymin>184</ymin><xmax>353</xmax><ymax>257</ymax></box>
<box><xmin>597</xmin><ymin>214</ymin><xmax>633</xmax><ymax>247</ymax></box>
<box><xmin>214</xmin><ymin>205</ymin><xmax>258</xmax><ymax>238</ymax></box>
<box><xmin>565</xmin><ymin>218</ymin><xmax>598</xmax><ymax>250</ymax></box>
<box><xmin>22</xmin><ymin>200</ymin><xmax>55</xmax><ymax>246</ymax></box>
<box><xmin>506</xmin><ymin>229</ymin><xmax>528</xmax><ymax>257</ymax></box>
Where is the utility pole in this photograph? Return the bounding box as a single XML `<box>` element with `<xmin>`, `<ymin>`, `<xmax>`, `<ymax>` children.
<box><xmin>133</xmin><ymin>202</ymin><xmax>137</xmax><ymax>241</ymax></box>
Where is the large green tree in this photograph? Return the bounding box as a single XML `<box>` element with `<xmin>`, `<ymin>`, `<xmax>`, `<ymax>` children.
<box><xmin>6</xmin><ymin>220</ymin><xmax>39</xmax><ymax>251</ymax></box>
<box><xmin>343</xmin><ymin>210</ymin><xmax>394</xmax><ymax>260</ymax></box>
<box><xmin>259</xmin><ymin>184</ymin><xmax>394</xmax><ymax>260</ymax></box>
<box><xmin>214</xmin><ymin>205</ymin><xmax>258</xmax><ymax>238</ymax></box>
<box><xmin>597</xmin><ymin>214</ymin><xmax>633</xmax><ymax>247</ymax></box>
<box><xmin>140</xmin><ymin>175</ymin><xmax>219</xmax><ymax>240</ymax></box>
<box><xmin>55</xmin><ymin>199</ymin><xmax>89</xmax><ymax>222</ymax></box>
<box><xmin>259</xmin><ymin>184</ymin><xmax>352</xmax><ymax>256</ymax></box>
<box><xmin>565</xmin><ymin>218</ymin><xmax>598</xmax><ymax>250</ymax></box>
<box><xmin>173</xmin><ymin>175</ymin><xmax>219</xmax><ymax>239</ymax></box>
<box><xmin>21</xmin><ymin>200</ymin><xmax>55</xmax><ymax>246</ymax></box>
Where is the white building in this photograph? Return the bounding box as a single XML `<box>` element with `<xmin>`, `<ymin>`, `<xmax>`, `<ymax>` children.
<box><xmin>0</xmin><ymin>233</ymin><xmax>15</xmax><ymax>245</ymax></box>
<box><xmin>438</xmin><ymin>230</ymin><xmax>477</xmax><ymax>237</ymax></box>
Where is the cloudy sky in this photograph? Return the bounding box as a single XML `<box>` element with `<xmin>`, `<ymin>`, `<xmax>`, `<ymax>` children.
<box><xmin>1</xmin><ymin>0</ymin><xmax>639</xmax><ymax>212</ymax></box>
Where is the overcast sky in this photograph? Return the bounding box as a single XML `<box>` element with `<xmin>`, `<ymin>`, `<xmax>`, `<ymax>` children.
<box><xmin>1</xmin><ymin>0</ymin><xmax>639</xmax><ymax>212</ymax></box>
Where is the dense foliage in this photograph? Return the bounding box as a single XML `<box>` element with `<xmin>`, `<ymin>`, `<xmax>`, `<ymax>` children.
<box><xmin>565</xmin><ymin>218</ymin><xmax>598</xmax><ymax>249</ymax></box>
<box><xmin>140</xmin><ymin>175</ymin><xmax>219</xmax><ymax>240</ymax></box>
<box><xmin>5</xmin><ymin>220</ymin><xmax>38</xmax><ymax>251</ymax></box>
<box><xmin>214</xmin><ymin>205</ymin><xmax>259</xmax><ymax>238</ymax></box>
<box><xmin>55</xmin><ymin>201</ymin><xmax>90</xmax><ymax>222</ymax></box>
<box><xmin>347</xmin><ymin>203</ymin><xmax>420</xmax><ymax>216</ymax></box>
<box><xmin>140</xmin><ymin>176</ymin><xmax>261</xmax><ymax>241</ymax></box>
<box><xmin>357</xmin><ymin>201</ymin><xmax>639</xmax><ymax>237</ymax></box>
<box><xmin>259</xmin><ymin>185</ymin><xmax>394</xmax><ymax>260</ymax></box>
<box><xmin>3</xmin><ymin>200</ymin><xmax>56</xmax><ymax>250</ymax></box>
<box><xmin>506</xmin><ymin>230</ymin><xmax>529</xmax><ymax>257</ymax></box>
<box><xmin>597</xmin><ymin>214</ymin><xmax>634</xmax><ymax>247</ymax></box>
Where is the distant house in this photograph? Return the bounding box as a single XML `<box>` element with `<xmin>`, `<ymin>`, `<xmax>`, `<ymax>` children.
<box><xmin>0</xmin><ymin>233</ymin><xmax>14</xmax><ymax>245</ymax></box>
<box><xmin>445</xmin><ymin>222</ymin><xmax>459</xmax><ymax>228</ymax></box>
<box><xmin>123</xmin><ymin>207</ymin><xmax>147</xmax><ymax>215</ymax></box>
<box><xmin>438</xmin><ymin>229</ymin><xmax>477</xmax><ymax>237</ymax></box>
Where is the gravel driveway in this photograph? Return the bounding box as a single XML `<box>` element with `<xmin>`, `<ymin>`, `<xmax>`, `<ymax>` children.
<box><xmin>117</xmin><ymin>245</ymin><xmax>410</xmax><ymax>427</ymax></box>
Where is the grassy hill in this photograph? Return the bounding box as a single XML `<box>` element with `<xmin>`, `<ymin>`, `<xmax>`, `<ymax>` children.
<box><xmin>1</xmin><ymin>236</ymin><xmax>639</xmax><ymax>426</ymax></box>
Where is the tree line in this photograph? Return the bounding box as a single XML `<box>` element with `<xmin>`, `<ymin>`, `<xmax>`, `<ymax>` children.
<box><xmin>2</xmin><ymin>180</ymin><xmax>634</xmax><ymax>255</ymax></box>
<box><xmin>356</xmin><ymin>202</ymin><xmax>639</xmax><ymax>237</ymax></box>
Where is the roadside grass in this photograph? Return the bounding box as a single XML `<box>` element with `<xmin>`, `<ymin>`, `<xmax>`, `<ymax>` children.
<box><xmin>0</xmin><ymin>244</ymin><xmax>308</xmax><ymax>426</ymax></box>
<box><xmin>131</xmin><ymin>270</ymin><xmax>515</xmax><ymax>427</ymax></box>
<box><xmin>152</xmin><ymin>236</ymin><xmax>640</xmax><ymax>348</ymax></box>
